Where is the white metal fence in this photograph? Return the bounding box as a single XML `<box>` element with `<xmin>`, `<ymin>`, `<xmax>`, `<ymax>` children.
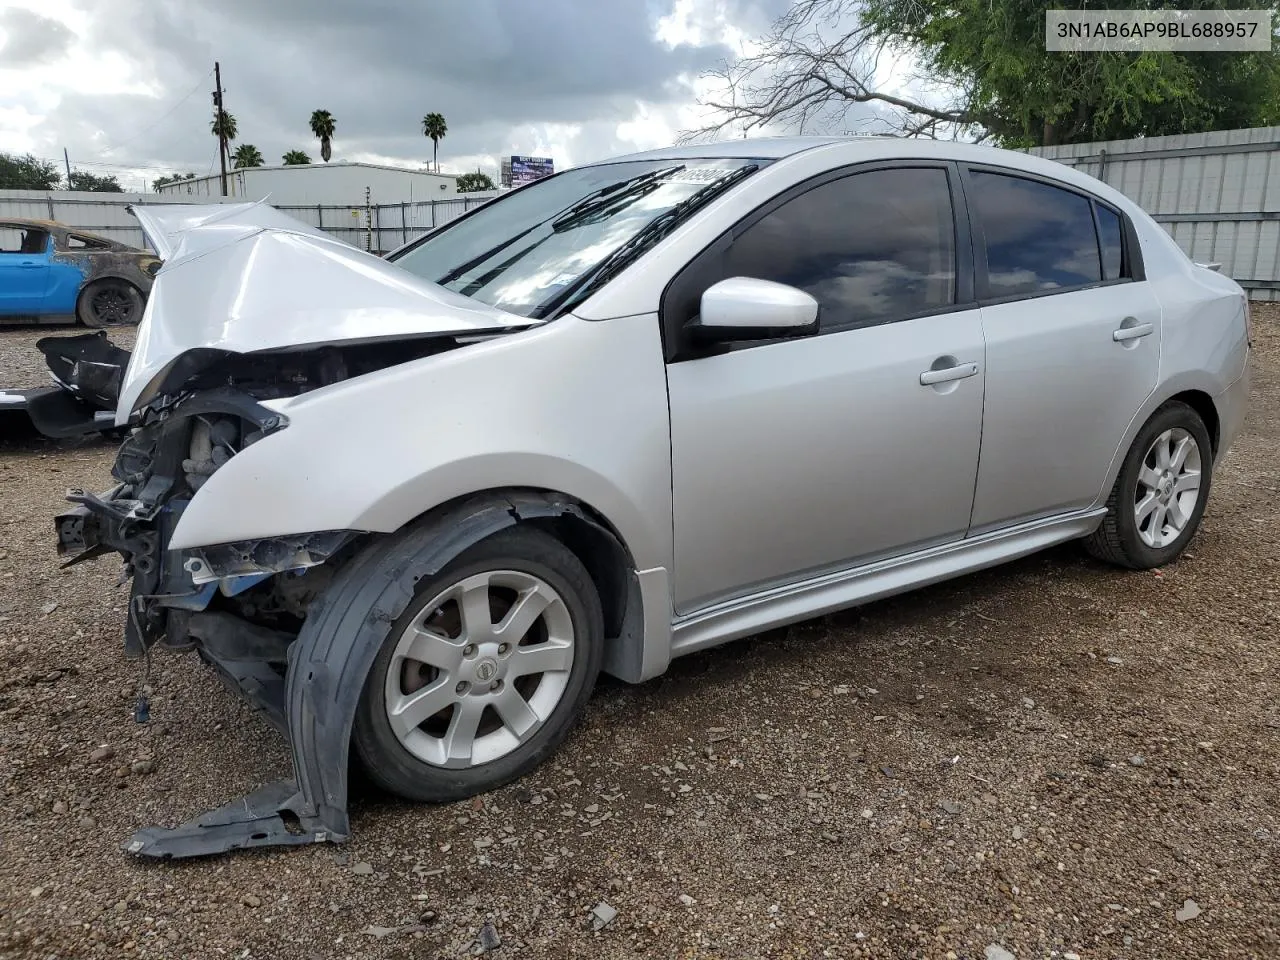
<box><xmin>1027</xmin><ymin>126</ymin><xmax>1280</xmax><ymax>301</ymax></box>
<box><xmin>0</xmin><ymin>190</ymin><xmax>497</xmax><ymax>256</ymax></box>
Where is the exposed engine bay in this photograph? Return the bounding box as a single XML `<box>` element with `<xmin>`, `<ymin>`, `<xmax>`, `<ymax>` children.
<box><xmin>58</xmin><ymin>335</ymin><xmax>467</xmax><ymax>656</ymax></box>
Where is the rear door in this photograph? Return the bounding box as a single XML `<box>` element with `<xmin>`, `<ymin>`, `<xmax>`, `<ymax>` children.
<box><xmin>964</xmin><ymin>167</ymin><xmax>1162</xmax><ymax>532</ymax></box>
<box><xmin>0</xmin><ymin>225</ymin><xmax>51</xmax><ymax>315</ymax></box>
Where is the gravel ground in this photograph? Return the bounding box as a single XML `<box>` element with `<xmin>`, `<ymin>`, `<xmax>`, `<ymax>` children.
<box><xmin>1</xmin><ymin>310</ymin><xmax>1277</xmax><ymax>960</ymax></box>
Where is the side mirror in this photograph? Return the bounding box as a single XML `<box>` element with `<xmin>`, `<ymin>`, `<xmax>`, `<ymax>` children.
<box><xmin>686</xmin><ymin>277</ymin><xmax>819</xmax><ymax>343</ymax></box>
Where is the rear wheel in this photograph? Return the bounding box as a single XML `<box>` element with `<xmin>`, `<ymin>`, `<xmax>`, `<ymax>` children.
<box><xmin>77</xmin><ymin>279</ymin><xmax>143</xmax><ymax>327</ymax></box>
<box><xmin>351</xmin><ymin>526</ymin><xmax>603</xmax><ymax>803</ymax></box>
<box><xmin>1084</xmin><ymin>401</ymin><xmax>1213</xmax><ymax>569</ymax></box>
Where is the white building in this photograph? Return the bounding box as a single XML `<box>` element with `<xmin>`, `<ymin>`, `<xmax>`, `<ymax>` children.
<box><xmin>155</xmin><ymin>161</ymin><xmax>461</xmax><ymax>206</ymax></box>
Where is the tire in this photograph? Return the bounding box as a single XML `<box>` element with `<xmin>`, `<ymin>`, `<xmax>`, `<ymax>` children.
<box><xmin>77</xmin><ymin>279</ymin><xmax>144</xmax><ymax>327</ymax></box>
<box><xmin>1084</xmin><ymin>401</ymin><xmax>1214</xmax><ymax>570</ymax></box>
<box><xmin>351</xmin><ymin>525</ymin><xmax>603</xmax><ymax>803</ymax></box>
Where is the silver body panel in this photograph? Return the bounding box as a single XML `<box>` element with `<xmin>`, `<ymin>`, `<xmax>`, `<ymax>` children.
<box><xmin>668</xmin><ymin>308</ymin><xmax>986</xmax><ymax>611</ymax></box>
<box><xmin>145</xmin><ymin>137</ymin><xmax>1250</xmax><ymax>683</ymax></box>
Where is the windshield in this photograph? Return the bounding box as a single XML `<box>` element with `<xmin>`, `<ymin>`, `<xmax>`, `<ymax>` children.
<box><xmin>390</xmin><ymin>158</ymin><xmax>768</xmax><ymax>318</ymax></box>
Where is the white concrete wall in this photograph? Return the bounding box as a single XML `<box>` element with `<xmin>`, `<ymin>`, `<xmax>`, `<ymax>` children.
<box><xmin>155</xmin><ymin>162</ymin><xmax>459</xmax><ymax>206</ymax></box>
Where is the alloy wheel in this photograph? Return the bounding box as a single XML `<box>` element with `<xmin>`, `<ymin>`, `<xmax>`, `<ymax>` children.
<box><xmin>382</xmin><ymin>569</ymin><xmax>575</xmax><ymax>769</ymax></box>
<box><xmin>1134</xmin><ymin>427</ymin><xmax>1202</xmax><ymax>549</ymax></box>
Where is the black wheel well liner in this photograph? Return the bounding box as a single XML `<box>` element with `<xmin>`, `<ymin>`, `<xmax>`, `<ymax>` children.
<box><xmin>1165</xmin><ymin>389</ymin><xmax>1219</xmax><ymax>454</ymax></box>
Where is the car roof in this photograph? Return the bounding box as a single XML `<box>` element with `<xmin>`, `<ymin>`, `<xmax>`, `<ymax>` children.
<box><xmin>590</xmin><ymin>136</ymin><xmax>852</xmax><ymax>165</ymax></box>
<box><xmin>0</xmin><ymin>217</ymin><xmax>61</xmax><ymax>231</ymax></box>
<box><xmin>0</xmin><ymin>219</ymin><xmax>128</xmax><ymax>246</ymax></box>
<box><xmin>584</xmin><ymin>135</ymin><xmax>1060</xmax><ymax>175</ymax></box>
<box><xmin>580</xmin><ymin>135</ymin><xmax>1137</xmax><ymax>209</ymax></box>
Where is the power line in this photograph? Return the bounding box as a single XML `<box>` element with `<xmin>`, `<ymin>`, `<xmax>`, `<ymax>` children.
<box><xmin>97</xmin><ymin>68</ymin><xmax>215</xmax><ymax>156</ymax></box>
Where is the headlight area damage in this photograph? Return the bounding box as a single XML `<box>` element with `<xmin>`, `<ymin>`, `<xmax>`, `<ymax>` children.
<box><xmin>52</xmin><ymin>201</ymin><xmax>543</xmax><ymax>859</ymax></box>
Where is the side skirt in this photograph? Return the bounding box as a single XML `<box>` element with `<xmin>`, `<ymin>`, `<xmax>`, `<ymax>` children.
<box><xmin>669</xmin><ymin>508</ymin><xmax>1107</xmax><ymax>658</ymax></box>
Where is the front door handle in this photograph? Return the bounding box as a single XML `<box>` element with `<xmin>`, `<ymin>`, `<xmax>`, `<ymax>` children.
<box><xmin>1113</xmin><ymin>320</ymin><xmax>1154</xmax><ymax>342</ymax></box>
<box><xmin>919</xmin><ymin>362</ymin><xmax>979</xmax><ymax>386</ymax></box>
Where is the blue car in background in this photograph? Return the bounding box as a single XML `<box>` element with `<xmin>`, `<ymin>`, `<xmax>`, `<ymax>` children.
<box><xmin>0</xmin><ymin>219</ymin><xmax>160</xmax><ymax>326</ymax></box>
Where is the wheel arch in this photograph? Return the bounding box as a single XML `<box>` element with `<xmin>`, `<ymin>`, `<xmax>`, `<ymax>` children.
<box><xmin>1095</xmin><ymin>376</ymin><xmax>1225</xmax><ymax>509</ymax></box>
<box><xmin>391</xmin><ymin>486</ymin><xmax>662</xmax><ymax>686</ymax></box>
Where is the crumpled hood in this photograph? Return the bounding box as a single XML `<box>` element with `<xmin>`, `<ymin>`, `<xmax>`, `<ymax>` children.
<box><xmin>117</xmin><ymin>200</ymin><xmax>537</xmax><ymax>424</ymax></box>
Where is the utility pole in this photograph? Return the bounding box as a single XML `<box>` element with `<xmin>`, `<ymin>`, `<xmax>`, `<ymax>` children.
<box><xmin>62</xmin><ymin>148</ymin><xmax>72</xmax><ymax>190</ymax></box>
<box><xmin>212</xmin><ymin>61</ymin><xmax>228</xmax><ymax>197</ymax></box>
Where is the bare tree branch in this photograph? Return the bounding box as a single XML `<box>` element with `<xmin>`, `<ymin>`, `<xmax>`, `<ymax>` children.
<box><xmin>679</xmin><ymin>0</ymin><xmax>986</xmax><ymax>145</ymax></box>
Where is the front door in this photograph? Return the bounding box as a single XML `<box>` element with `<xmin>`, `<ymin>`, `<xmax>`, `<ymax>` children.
<box><xmin>0</xmin><ymin>226</ymin><xmax>51</xmax><ymax>315</ymax></box>
<box><xmin>664</xmin><ymin>164</ymin><xmax>987</xmax><ymax>613</ymax></box>
<box><xmin>962</xmin><ymin>168</ymin><xmax>1162</xmax><ymax>532</ymax></box>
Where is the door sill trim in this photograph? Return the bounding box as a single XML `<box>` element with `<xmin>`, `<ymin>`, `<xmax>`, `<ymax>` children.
<box><xmin>669</xmin><ymin>508</ymin><xmax>1106</xmax><ymax>658</ymax></box>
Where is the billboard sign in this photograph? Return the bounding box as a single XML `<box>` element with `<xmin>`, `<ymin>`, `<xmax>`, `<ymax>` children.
<box><xmin>502</xmin><ymin>155</ymin><xmax>555</xmax><ymax>187</ymax></box>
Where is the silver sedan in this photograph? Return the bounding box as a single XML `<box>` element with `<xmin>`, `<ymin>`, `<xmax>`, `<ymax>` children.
<box><xmin>63</xmin><ymin>137</ymin><xmax>1250</xmax><ymax>856</ymax></box>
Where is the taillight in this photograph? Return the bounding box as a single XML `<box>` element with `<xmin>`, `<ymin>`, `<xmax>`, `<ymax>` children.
<box><xmin>1244</xmin><ymin>295</ymin><xmax>1253</xmax><ymax>348</ymax></box>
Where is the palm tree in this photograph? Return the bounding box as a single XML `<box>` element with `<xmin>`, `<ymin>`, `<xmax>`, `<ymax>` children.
<box><xmin>232</xmin><ymin>144</ymin><xmax>264</xmax><ymax>168</ymax></box>
<box><xmin>210</xmin><ymin>109</ymin><xmax>237</xmax><ymax>143</ymax></box>
<box><xmin>421</xmin><ymin>112</ymin><xmax>447</xmax><ymax>172</ymax></box>
<box><xmin>310</xmin><ymin>110</ymin><xmax>336</xmax><ymax>162</ymax></box>
<box><xmin>282</xmin><ymin>150</ymin><xmax>311</xmax><ymax>165</ymax></box>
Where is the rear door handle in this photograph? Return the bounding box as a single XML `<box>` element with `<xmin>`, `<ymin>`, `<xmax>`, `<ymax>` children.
<box><xmin>919</xmin><ymin>362</ymin><xmax>979</xmax><ymax>386</ymax></box>
<box><xmin>1113</xmin><ymin>320</ymin><xmax>1154</xmax><ymax>342</ymax></box>
<box><xmin>18</xmin><ymin>262</ymin><xmax>42</xmax><ymax>268</ymax></box>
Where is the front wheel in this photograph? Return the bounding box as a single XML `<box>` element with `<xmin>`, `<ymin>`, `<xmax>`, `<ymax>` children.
<box><xmin>351</xmin><ymin>526</ymin><xmax>603</xmax><ymax>803</ymax></box>
<box><xmin>77</xmin><ymin>279</ymin><xmax>143</xmax><ymax>327</ymax></box>
<box><xmin>1084</xmin><ymin>401</ymin><xmax>1213</xmax><ymax>569</ymax></box>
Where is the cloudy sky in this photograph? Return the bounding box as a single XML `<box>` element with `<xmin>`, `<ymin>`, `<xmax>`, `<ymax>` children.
<box><xmin>0</xmin><ymin>0</ymin><xmax>905</xmax><ymax>192</ymax></box>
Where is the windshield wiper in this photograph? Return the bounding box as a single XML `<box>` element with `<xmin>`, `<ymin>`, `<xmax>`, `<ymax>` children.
<box><xmin>550</xmin><ymin>165</ymin><xmax>685</xmax><ymax>232</ymax></box>
<box><xmin>434</xmin><ymin>164</ymin><xmax>686</xmax><ymax>288</ymax></box>
<box><xmin>536</xmin><ymin>164</ymin><xmax>759</xmax><ymax>319</ymax></box>
<box><xmin>434</xmin><ymin>220</ymin><xmax>544</xmax><ymax>287</ymax></box>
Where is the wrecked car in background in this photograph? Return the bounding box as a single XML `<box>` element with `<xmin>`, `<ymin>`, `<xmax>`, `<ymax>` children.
<box><xmin>55</xmin><ymin>138</ymin><xmax>1249</xmax><ymax>859</ymax></box>
<box><xmin>0</xmin><ymin>219</ymin><xmax>160</xmax><ymax>326</ymax></box>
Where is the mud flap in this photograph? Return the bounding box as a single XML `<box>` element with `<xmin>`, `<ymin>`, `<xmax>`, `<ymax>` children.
<box><xmin>123</xmin><ymin>492</ymin><xmax>603</xmax><ymax>859</ymax></box>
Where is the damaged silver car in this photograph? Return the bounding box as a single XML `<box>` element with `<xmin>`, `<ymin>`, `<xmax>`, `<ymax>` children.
<box><xmin>56</xmin><ymin>138</ymin><xmax>1250</xmax><ymax>859</ymax></box>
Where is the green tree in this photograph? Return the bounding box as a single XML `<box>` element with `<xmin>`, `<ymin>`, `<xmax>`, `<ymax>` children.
<box><xmin>232</xmin><ymin>144</ymin><xmax>264</xmax><ymax>168</ymax></box>
<box><xmin>310</xmin><ymin>109</ymin><xmax>336</xmax><ymax>162</ymax></box>
<box><xmin>688</xmin><ymin>0</ymin><xmax>1280</xmax><ymax>147</ymax></box>
<box><xmin>211</xmin><ymin>109</ymin><xmax>237</xmax><ymax>143</ymax></box>
<box><xmin>282</xmin><ymin>150</ymin><xmax>311</xmax><ymax>165</ymax></box>
<box><xmin>455</xmin><ymin>171</ymin><xmax>496</xmax><ymax>193</ymax></box>
<box><xmin>152</xmin><ymin>172</ymin><xmax>196</xmax><ymax>191</ymax></box>
<box><xmin>421</xmin><ymin>112</ymin><xmax>448</xmax><ymax>172</ymax></box>
<box><xmin>0</xmin><ymin>152</ymin><xmax>61</xmax><ymax>190</ymax></box>
<box><xmin>69</xmin><ymin>170</ymin><xmax>124</xmax><ymax>192</ymax></box>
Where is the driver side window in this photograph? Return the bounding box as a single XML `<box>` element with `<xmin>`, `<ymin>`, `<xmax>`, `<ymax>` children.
<box><xmin>723</xmin><ymin>167</ymin><xmax>957</xmax><ymax>334</ymax></box>
<box><xmin>662</xmin><ymin>165</ymin><xmax>960</xmax><ymax>356</ymax></box>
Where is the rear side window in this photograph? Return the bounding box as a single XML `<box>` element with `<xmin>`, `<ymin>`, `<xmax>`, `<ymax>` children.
<box><xmin>723</xmin><ymin>166</ymin><xmax>956</xmax><ymax>332</ymax></box>
<box><xmin>1096</xmin><ymin>205</ymin><xmax>1124</xmax><ymax>281</ymax></box>
<box><xmin>970</xmin><ymin>171</ymin><xmax>1101</xmax><ymax>297</ymax></box>
<box><xmin>66</xmin><ymin>234</ymin><xmax>110</xmax><ymax>251</ymax></box>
